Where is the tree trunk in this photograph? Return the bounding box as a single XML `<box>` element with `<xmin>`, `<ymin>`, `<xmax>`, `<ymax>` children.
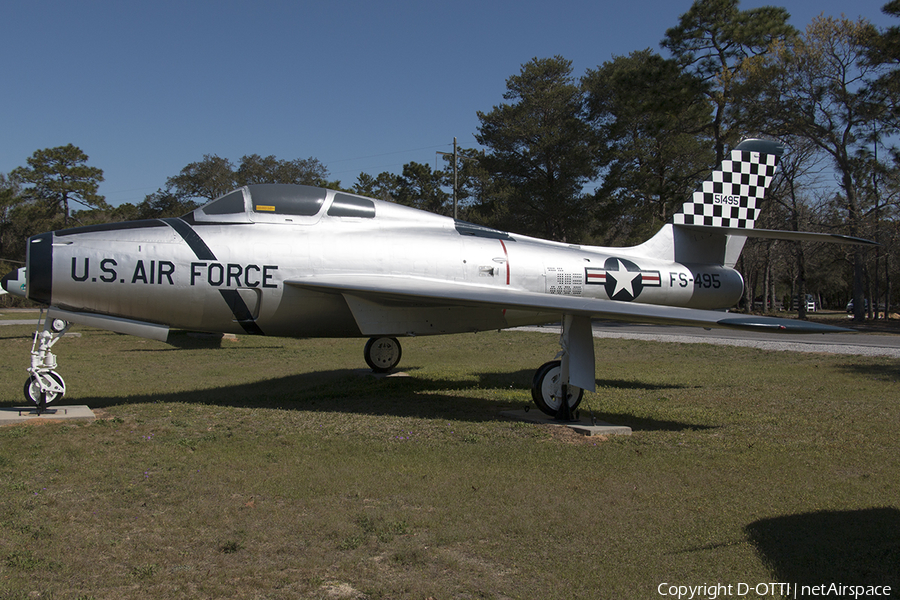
<box><xmin>797</xmin><ymin>242</ymin><xmax>807</xmax><ymax>320</ymax></box>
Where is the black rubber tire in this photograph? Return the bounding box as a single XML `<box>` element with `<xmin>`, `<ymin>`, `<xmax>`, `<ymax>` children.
<box><xmin>364</xmin><ymin>337</ymin><xmax>402</xmax><ymax>372</ymax></box>
<box><xmin>531</xmin><ymin>360</ymin><xmax>584</xmax><ymax>417</ymax></box>
<box><xmin>24</xmin><ymin>371</ymin><xmax>65</xmax><ymax>408</ymax></box>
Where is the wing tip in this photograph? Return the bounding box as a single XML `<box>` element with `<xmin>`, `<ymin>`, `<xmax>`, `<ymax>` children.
<box><xmin>718</xmin><ymin>316</ymin><xmax>856</xmax><ymax>334</ymax></box>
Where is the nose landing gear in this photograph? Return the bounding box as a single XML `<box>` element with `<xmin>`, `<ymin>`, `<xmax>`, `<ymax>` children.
<box><xmin>25</xmin><ymin>315</ymin><xmax>70</xmax><ymax>413</ymax></box>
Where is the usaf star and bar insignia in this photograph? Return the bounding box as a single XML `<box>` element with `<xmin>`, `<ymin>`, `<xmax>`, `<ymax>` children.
<box><xmin>586</xmin><ymin>257</ymin><xmax>661</xmax><ymax>302</ymax></box>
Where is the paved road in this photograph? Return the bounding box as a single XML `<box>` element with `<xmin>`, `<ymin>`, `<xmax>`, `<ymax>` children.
<box><xmin>517</xmin><ymin>321</ymin><xmax>900</xmax><ymax>358</ymax></box>
<box><xmin>0</xmin><ymin>309</ymin><xmax>42</xmax><ymax>328</ymax></box>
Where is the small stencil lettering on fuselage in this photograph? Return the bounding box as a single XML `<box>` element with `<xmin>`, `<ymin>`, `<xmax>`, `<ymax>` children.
<box><xmin>546</xmin><ymin>266</ymin><xmax>583</xmax><ymax>296</ymax></box>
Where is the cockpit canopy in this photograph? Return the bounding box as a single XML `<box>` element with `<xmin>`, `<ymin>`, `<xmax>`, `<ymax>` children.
<box><xmin>192</xmin><ymin>184</ymin><xmax>375</xmax><ymax>224</ymax></box>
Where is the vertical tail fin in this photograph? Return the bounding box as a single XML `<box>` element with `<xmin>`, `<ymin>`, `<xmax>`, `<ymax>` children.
<box><xmin>673</xmin><ymin>138</ymin><xmax>783</xmax><ymax>229</ymax></box>
<box><xmin>634</xmin><ymin>139</ymin><xmax>783</xmax><ymax>266</ymax></box>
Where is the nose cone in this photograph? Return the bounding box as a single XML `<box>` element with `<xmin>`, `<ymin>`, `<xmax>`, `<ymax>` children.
<box><xmin>1</xmin><ymin>267</ymin><xmax>27</xmax><ymax>298</ymax></box>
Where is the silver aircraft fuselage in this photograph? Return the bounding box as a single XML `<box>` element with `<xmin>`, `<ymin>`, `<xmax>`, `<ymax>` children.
<box><xmin>7</xmin><ymin>140</ymin><xmax>870</xmax><ymax>414</ymax></box>
<box><xmin>24</xmin><ymin>184</ymin><xmax>743</xmax><ymax>339</ymax></box>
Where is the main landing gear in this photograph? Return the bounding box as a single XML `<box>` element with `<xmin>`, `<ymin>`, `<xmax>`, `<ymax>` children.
<box><xmin>531</xmin><ymin>360</ymin><xmax>584</xmax><ymax>418</ymax></box>
<box><xmin>364</xmin><ymin>337</ymin><xmax>402</xmax><ymax>373</ymax></box>
<box><xmin>25</xmin><ymin>314</ymin><xmax>70</xmax><ymax>413</ymax></box>
<box><xmin>363</xmin><ymin>316</ymin><xmax>595</xmax><ymax>421</ymax></box>
<box><xmin>530</xmin><ymin>315</ymin><xmax>595</xmax><ymax>419</ymax></box>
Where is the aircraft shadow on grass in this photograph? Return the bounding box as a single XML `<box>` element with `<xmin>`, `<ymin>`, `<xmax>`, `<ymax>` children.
<box><xmin>745</xmin><ymin>507</ymin><xmax>900</xmax><ymax>589</ymax></box>
<box><xmin>24</xmin><ymin>366</ymin><xmax>709</xmax><ymax>432</ymax></box>
<box><xmin>3</xmin><ymin>327</ymin><xmax>711</xmax><ymax>430</ymax></box>
<box><xmin>835</xmin><ymin>362</ymin><xmax>900</xmax><ymax>382</ymax></box>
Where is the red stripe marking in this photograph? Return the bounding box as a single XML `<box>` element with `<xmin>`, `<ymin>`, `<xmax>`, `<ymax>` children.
<box><xmin>641</xmin><ymin>271</ymin><xmax>661</xmax><ymax>286</ymax></box>
<box><xmin>499</xmin><ymin>239</ymin><xmax>510</xmax><ymax>285</ymax></box>
<box><xmin>585</xmin><ymin>268</ymin><xmax>606</xmax><ymax>284</ymax></box>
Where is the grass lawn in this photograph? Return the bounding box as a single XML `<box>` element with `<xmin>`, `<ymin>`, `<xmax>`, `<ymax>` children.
<box><xmin>0</xmin><ymin>324</ymin><xmax>897</xmax><ymax>599</ymax></box>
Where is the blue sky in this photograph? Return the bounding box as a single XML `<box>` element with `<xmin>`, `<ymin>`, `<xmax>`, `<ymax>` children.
<box><xmin>2</xmin><ymin>0</ymin><xmax>896</xmax><ymax>207</ymax></box>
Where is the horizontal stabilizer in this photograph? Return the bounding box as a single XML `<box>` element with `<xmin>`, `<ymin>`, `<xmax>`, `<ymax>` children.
<box><xmin>677</xmin><ymin>224</ymin><xmax>877</xmax><ymax>246</ymax></box>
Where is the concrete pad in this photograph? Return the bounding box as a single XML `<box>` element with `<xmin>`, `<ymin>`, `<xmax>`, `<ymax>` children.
<box><xmin>187</xmin><ymin>332</ymin><xmax>238</xmax><ymax>341</ymax></box>
<box><xmin>0</xmin><ymin>405</ymin><xmax>96</xmax><ymax>426</ymax></box>
<box><xmin>501</xmin><ymin>409</ymin><xmax>631</xmax><ymax>436</ymax></box>
<box><xmin>353</xmin><ymin>369</ymin><xmax>411</xmax><ymax>378</ymax></box>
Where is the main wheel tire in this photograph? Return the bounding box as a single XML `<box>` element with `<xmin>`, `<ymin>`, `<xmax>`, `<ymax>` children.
<box><xmin>531</xmin><ymin>360</ymin><xmax>583</xmax><ymax>417</ymax></box>
<box><xmin>24</xmin><ymin>371</ymin><xmax>66</xmax><ymax>407</ymax></box>
<box><xmin>364</xmin><ymin>337</ymin><xmax>402</xmax><ymax>373</ymax></box>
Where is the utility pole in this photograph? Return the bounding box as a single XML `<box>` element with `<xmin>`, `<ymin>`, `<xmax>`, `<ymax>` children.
<box><xmin>437</xmin><ymin>138</ymin><xmax>459</xmax><ymax>219</ymax></box>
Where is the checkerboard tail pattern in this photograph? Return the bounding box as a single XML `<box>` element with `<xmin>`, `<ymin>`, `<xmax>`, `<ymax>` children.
<box><xmin>673</xmin><ymin>139</ymin><xmax>781</xmax><ymax>229</ymax></box>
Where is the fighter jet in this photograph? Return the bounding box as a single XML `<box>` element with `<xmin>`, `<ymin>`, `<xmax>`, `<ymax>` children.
<box><xmin>1</xmin><ymin>139</ymin><xmax>873</xmax><ymax>416</ymax></box>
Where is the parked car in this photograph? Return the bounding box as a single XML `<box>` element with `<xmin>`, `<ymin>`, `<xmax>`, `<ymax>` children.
<box><xmin>752</xmin><ymin>297</ymin><xmax>783</xmax><ymax>311</ymax></box>
<box><xmin>846</xmin><ymin>299</ymin><xmax>881</xmax><ymax>313</ymax></box>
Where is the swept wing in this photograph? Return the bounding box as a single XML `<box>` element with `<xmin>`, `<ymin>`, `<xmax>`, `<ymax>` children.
<box><xmin>286</xmin><ymin>275</ymin><xmax>853</xmax><ymax>335</ymax></box>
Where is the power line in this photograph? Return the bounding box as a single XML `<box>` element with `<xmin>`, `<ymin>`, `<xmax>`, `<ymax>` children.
<box><xmin>325</xmin><ymin>144</ymin><xmax>450</xmax><ymax>165</ymax></box>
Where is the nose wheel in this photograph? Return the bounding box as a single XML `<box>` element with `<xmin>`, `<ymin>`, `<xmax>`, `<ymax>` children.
<box><xmin>25</xmin><ymin>314</ymin><xmax>71</xmax><ymax>413</ymax></box>
<box><xmin>24</xmin><ymin>371</ymin><xmax>66</xmax><ymax>413</ymax></box>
